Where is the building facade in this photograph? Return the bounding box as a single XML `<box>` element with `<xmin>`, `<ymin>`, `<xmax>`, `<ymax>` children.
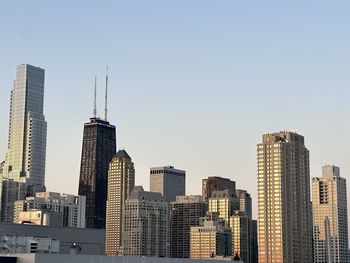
<box><xmin>230</xmin><ymin>212</ymin><xmax>253</xmax><ymax>263</ymax></box>
<box><xmin>190</xmin><ymin>218</ymin><xmax>232</xmax><ymax>259</ymax></box>
<box><xmin>170</xmin><ymin>195</ymin><xmax>208</xmax><ymax>258</ymax></box>
<box><xmin>14</xmin><ymin>192</ymin><xmax>86</xmax><ymax>228</ymax></box>
<box><xmin>236</xmin><ymin>189</ymin><xmax>252</xmax><ymax>219</ymax></box>
<box><xmin>78</xmin><ymin>117</ymin><xmax>116</xmax><ymax>229</ymax></box>
<box><xmin>150</xmin><ymin>166</ymin><xmax>185</xmax><ymax>202</ymax></box>
<box><xmin>257</xmin><ymin>131</ymin><xmax>313</xmax><ymax>263</ymax></box>
<box><xmin>122</xmin><ymin>186</ymin><xmax>169</xmax><ymax>257</ymax></box>
<box><xmin>0</xmin><ymin>64</ymin><xmax>47</xmax><ymax>222</ymax></box>
<box><xmin>250</xmin><ymin>220</ymin><xmax>258</xmax><ymax>263</ymax></box>
<box><xmin>312</xmin><ymin>165</ymin><xmax>349</xmax><ymax>263</ymax></box>
<box><xmin>202</xmin><ymin>176</ymin><xmax>236</xmax><ymax>202</ymax></box>
<box><xmin>209</xmin><ymin>189</ymin><xmax>255</xmax><ymax>263</ymax></box>
<box><xmin>105</xmin><ymin>150</ymin><xmax>135</xmax><ymax>256</ymax></box>
<box><xmin>0</xmin><ymin>235</ymin><xmax>60</xmax><ymax>254</ymax></box>
<box><xmin>208</xmin><ymin>189</ymin><xmax>238</xmax><ymax>226</ymax></box>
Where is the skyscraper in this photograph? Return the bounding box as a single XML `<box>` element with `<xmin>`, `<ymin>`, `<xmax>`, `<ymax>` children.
<box><xmin>257</xmin><ymin>131</ymin><xmax>313</xmax><ymax>263</ymax></box>
<box><xmin>170</xmin><ymin>195</ymin><xmax>208</xmax><ymax>258</ymax></box>
<box><xmin>150</xmin><ymin>166</ymin><xmax>185</xmax><ymax>202</ymax></box>
<box><xmin>78</xmin><ymin>117</ymin><xmax>116</xmax><ymax>229</ymax></box>
<box><xmin>202</xmin><ymin>176</ymin><xmax>236</xmax><ymax>202</ymax></box>
<box><xmin>105</xmin><ymin>149</ymin><xmax>135</xmax><ymax>256</ymax></box>
<box><xmin>312</xmin><ymin>165</ymin><xmax>349</xmax><ymax>263</ymax></box>
<box><xmin>121</xmin><ymin>186</ymin><xmax>169</xmax><ymax>257</ymax></box>
<box><xmin>0</xmin><ymin>64</ymin><xmax>47</xmax><ymax>222</ymax></box>
<box><xmin>78</xmin><ymin>76</ymin><xmax>116</xmax><ymax>229</ymax></box>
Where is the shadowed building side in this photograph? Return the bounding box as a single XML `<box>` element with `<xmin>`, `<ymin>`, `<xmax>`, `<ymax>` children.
<box><xmin>78</xmin><ymin>118</ymin><xmax>116</xmax><ymax>229</ymax></box>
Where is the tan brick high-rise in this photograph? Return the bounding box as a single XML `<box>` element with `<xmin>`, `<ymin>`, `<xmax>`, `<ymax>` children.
<box><xmin>105</xmin><ymin>149</ymin><xmax>135</xmax><ymax>255</ymax></box>
<box><xmin>312</xmin><ymin>165</ymin><xmax>349</xmax><ymax>263</ymax></box>
<box><xmin>257</xmin><ymin>131</ymin><xmax>313</xmax><ymax>263</ymax></box>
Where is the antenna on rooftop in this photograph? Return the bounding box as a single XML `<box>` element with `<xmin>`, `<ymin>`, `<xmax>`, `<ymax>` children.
<box><xmin>93</xmin><ymin>76</ymin><xmax>97</xmax><ymax>118</ymax></box>
<box><xmin>104</xmin><ymin>65</ymin><xmax>108</xmax><ymax>121</ymax></box>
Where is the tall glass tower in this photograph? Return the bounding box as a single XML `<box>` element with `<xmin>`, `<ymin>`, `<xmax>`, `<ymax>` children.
<box><xmin>0</xmin><ymin>64</ymin><xmax>47</xmax><ymax>222</ymax></box>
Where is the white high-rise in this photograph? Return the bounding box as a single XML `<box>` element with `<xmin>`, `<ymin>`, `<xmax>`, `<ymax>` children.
<box><xmin>0</xmin><ymin>64</ymin><xmax>47</xmax><ymax>222</ymax></box>
<box><xmin>312</xmin><ymin>165</ymin><xmax>349</xmax><ymax>263</ymax></box>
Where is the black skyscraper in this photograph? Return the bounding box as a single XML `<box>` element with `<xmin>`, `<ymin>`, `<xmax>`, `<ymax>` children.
<box><xmin>78</xmin><ymin>117</ymin><xmax>116</xmax><ymax>229</ymax></box>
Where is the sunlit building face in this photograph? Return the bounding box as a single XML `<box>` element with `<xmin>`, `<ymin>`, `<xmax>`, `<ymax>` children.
<box><xmin>0</xmin><ymin>64</ymin><xmax>47</xmax><ymax>223</ymax></box>
<box><xmin>105</xmin><ymin>150</ymin><xmax>135</xmax><ymax>256</ymax></box>
<box><xmin>257</xmin><ymin>131</ymin><xmax>313</xmax><ymax>263</ymax></box>
<box><xmin>312</xmin><ymin>165</ymin><xmax>349</xmax><ymax>263</ymax></box>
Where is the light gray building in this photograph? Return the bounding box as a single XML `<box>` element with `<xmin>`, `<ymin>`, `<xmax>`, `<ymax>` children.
<box><xmin>14</xmin><ymin>192</ymin><xmax>86</xmax><ymax>228</ymax></box>
<box><xmin>150</xmin><ymin>166</ymin><xmax>185</xmax><ymax>202</ymax></box>
<box><xmin>0</xmin><ymin>64</ymin><xmax>47</xmax><ymax>222</ymax></box>
<box><xmin>122</xmin><ymin>186</ymin><xmax>169</xmax><ymax>257</ymax></box>
<box><xmin>0</xmin><ymin>222</ymin><xmax>105</xmax><ymax>255</ymax></box>
<box><xmin>312</xmin><ymin>165</ymin><xmax>349</xmax><ymax>263</ymax></box>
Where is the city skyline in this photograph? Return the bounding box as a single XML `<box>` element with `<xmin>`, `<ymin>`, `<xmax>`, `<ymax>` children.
<box><xmin>1</xmin><ymin>1</ymin><xmax>350</xmax><ymax>226</ymax></box>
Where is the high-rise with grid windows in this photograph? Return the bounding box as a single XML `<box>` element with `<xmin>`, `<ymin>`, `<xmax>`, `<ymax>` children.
<box><xmin>170</xmin><ymin>195</ymin><xmax>208</xmax><ymax>258</ymax></box>
<box><xmin>0</xmin><ymin>64</ymin><xmax>47</xmax><ymax>222</ymax></box>
<box><xmin>78</xmin><ymin>117</ymin><xmax>116</xmax><ymax>229</ymax></box>
<box><xmin>121</xmin><ymin>186</ymin><xmax>169</xmax><ymax>257</ymax></box>
<box><xmin>150</xmin><ymin>166</ymin><xmax>185</xmax><ymax>203</ymax></box>
<box><xmin>257</xmin><ymin>131</ymin><xmax>313</xmax><ymax>263</ymax></box>
<box><xmin>105</xmin><ymin>149</ymin><xmax>134</xmax><ymax>256</ymax></box>
<box><xmin>312</xmin><ymin>165</ymin><xmax>349</xmax><ymax>263</ymax></box>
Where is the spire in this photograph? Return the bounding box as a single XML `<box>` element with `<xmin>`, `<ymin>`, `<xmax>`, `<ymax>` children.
<box><xmin>104</xmin><ymin>66</ymin><xmax>108</xmax><ymax>121</ymax></box>
<box><xmin>93</xmin><ymin>76</ymin><xmax>97</xmax><ymax>118</ymax></box>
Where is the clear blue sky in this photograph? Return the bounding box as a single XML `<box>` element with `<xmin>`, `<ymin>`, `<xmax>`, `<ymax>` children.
<box><xmin>1</xmin><ymin>1</ymin><xmax>350</xmax><ymax>220</ymax></box>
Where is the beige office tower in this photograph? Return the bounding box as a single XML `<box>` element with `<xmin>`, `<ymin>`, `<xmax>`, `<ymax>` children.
<box><xmin>121</xmin><ymin>186</ymin><xmax>169</xmax><ymax>257</ymax></box>
<box><xmin>190</xmin><ymin>216</ymin><xmax>232</xmax><ymax>259</ymax></box>
<box><xmin>257</xmin><ymin>131</ymin><xmax>313</xmax><ymax>263</ymax></box>
<box><xmin>150</xmin><ymin>166</ymin><xmax>185</xmax><ymax>202</ymax></box>
<box><xmin>105</xmin><ymin>150</ymin><xmax>135</xmax><ymax>256</ymax></box>
<box><xmin>312</xmin><ymin>165</ymin><xmax>349</xmax><ymax>263</ymax></box>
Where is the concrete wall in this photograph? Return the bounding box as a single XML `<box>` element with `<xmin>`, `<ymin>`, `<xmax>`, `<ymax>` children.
<box><xmin>15</xmin><ymin>254</ymin><xmax>239</xmax><ymax>263</ymax></box>
<box><xmin>0</xmin><ymin>222</ymin><xmax>105</xmax><ymax>255</ymax></box>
